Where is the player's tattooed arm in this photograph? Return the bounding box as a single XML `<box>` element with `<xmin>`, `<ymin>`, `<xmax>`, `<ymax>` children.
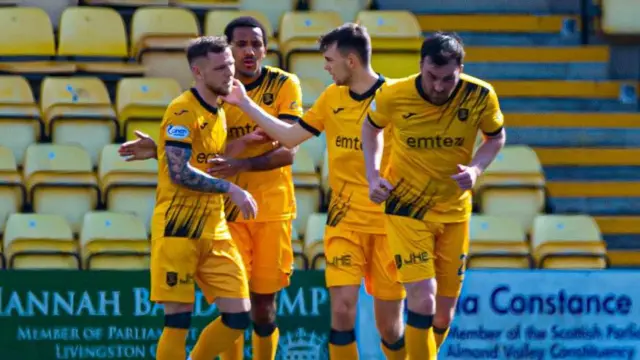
<box><xmin>165</xmin><ymin>143</ymin><xmax>232</xmax><ymax>193</ymax></box>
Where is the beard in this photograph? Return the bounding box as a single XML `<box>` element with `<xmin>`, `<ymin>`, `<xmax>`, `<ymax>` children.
<box><xmin>207</xmin><ymin>82</ymin><xmax>231</xmax><ymax>96</ymax></box>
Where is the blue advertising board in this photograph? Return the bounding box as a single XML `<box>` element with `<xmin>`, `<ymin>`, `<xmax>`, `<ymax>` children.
<box><xmin>357</xmin><ymin>270</ymin><xmax>640</xmax><ymax>360</ymax></box>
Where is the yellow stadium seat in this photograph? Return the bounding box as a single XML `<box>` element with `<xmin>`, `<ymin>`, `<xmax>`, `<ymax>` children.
<box><xmin>20</xmin><ymin>0</ymin><xmax>79</xmax><ymax>29</ymax></box>
<box><xmin>299</xmin><ymin>132</ymin><xmax>325</xmax><ymax>171</ymax></box>
<box><xmin>491</xmin><ymin>80</ymin><xmax>636</xmax><ymax>99</ymax></box>
<box><xmin>131</xmin><ymin>7</ymin><xmax>196</xmax><ymax>88</ymax></box>
<box><xmin>309</xmin><ymin>0</ymin><xmax>367</xmax><ymax>22</ymax></box>
<box><xmin>531</xmin><ymin>215</ymin><xmax>608</xmax><ymax>269</ymax></box>
<box><xmin>607</xmin><ymin>250</ymin><xmax>640</xmax><ymax>268</ymax></box>
<box><xmin>0</xmin><ymin>147</ymin><xmax>25</xmax><ymax>238</ymax></box>
<box><xmin>291</xmin><ymin>239</ymin><xmax>308</xmax><ymax>270</ymax></box>
<box><xmin>602</xmin><ymin>0</ymin><xmax>640</xmax><ymax>34</ymax></box>
<box><xmin>240</xmin><ymin>0</ymin><xmax>294</xmax><ymax>35</ymax></box>
<box><xmin>0</xmin><ymin>75</ymin><xmax>42</xmax><ymax>165</ymax></box>
<box><xmin>300</xmin><ymin>77</ymin><xmax>326</xmax><ymax>110</ymax></box>
<box><xmin>0</xmin><ymin>7</ymin><xmax>76</xmax><ymax>76</ymax></box>
<box><xmin>40</xmin><ymin>76</ymin><xmax>118</xmax><ymax>166</ymax></box>
<box><xmin>356</xmin><ymin>11</ymin><xmax>422</xmax><ymax>79</ymax></box>
<box><xmin>80</xmin><ymin>211</ymin><xmax>150</xmax><ymax>270</ymax></box>
<box><xmin>417</xmin><ymin>15</ymin><xmax>576</xmax><ymax>33</ymax></box>
<box><xmin>23</xmin><ymin>144</ymin><xmax>99</xmax><ymax>233</ymax></box>
<box><xmin>292</xmin><ymin>148</ymin><xmax>321</xmax><ymax>237</ymax></box>
<box><xmin>84</xmin><ymin>0</ymin><xmax>169</xmax><ymax>7</ymax></box>
<box><xmin>170</xmin><ymin>0</ymin><xmax>239</xmax><ymax>10</ymax></box>
<box><xmin>4</xmin><ymin>213</ymin><xmax>79</xmax><ymax>269</ymax></box>
<box><xmin>306</xmin><ymin>240</ymin><xmax>326</xmax><ymax>270</ymax></box>
<box><xmin>57</xmin><ymin>7</ymin><xmax>145</xmax><ymax>76</ymax></box>
<box><xmin>99</xmin><ymin>144</ymin><xmax>158</xmax><ymax>233</ymax></box>
<box><xmin>116</xmin><ymin>77</ymin><xmax>183</xmax><ymax>141</ymax></box>
<box><xmin>303</xmin><ymin>212</ymin><xmax>327</xmax><ymax>247</ymax></box>
<box><xmin>205</xmin><ymin>10</ymin><xmax>281</xmax><ymax>67</ymax></box>
<box><xmin>130</xmin><ymin>7</ymin><xmax>199</xmax><ymax>58</ymax></box>
<box><xmin>475</xmin><ymin>146</ymin><xmax>546</xmax><ymax>232</ymax></box>
<box><xmin>469</xmin><ymin>215</ymin><xmax>531</xmax><ymax>269</ymax></box>
<box><xmin>279</xmin><ymin>11</ymin><xmax>343</xmax><ymax>86</ymax></box>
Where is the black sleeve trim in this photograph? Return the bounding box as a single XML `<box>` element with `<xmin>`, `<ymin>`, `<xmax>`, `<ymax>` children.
<box><xmin>297</xmin><ymin>118</ymin><xmax>322</xmax><ymax>137</ymax></box>
<box><xmin>483</xmin><ymin>126</ymin><xmax>504</xmax><ymax>137</ymax></box>
<box><xmin>165</xmin><ymin>141</ymin><xmax>192</xmax><ymax>149</ymax></box>
<box><xmin>366</xmin><ymin>115</ymin><xmax>385</xmax><ymax>129</ymax></box>
<box><xmin>278</xmin><ymin>114</ymin><xmax>303</xmax><ymax>123</ymax></box>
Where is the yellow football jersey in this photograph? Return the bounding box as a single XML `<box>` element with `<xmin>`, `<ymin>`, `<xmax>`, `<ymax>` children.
<box><xmin>153</xmin><ymin>88</ymin><xmax>230</xmax><ymax>241</ymax></box>
<box><xmin>300</xmin><ymin>75</ymin><xmax>391</xmax><ymax>234</ymax></box>
<box><xmin>222</xmin><ymin>66</ymin><xmax>304</xmax><ymax>222</ymax></box>
<box><xmin>367</xmin><ymin>73</ymin><xmax>504</xmax><ymax>223</ymax></box>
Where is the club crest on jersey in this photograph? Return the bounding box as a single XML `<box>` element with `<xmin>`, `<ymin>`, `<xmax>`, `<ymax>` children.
<box><xmin>262</xmin><ymin>93</ymin><xmax>274</xmax><ymax>106</ymax></box>
<box><xmin>166</xmin><ymin>124</ymin><xmax>190</xmax><ymax>139</ymax></box>
<box><xmin>458</xmin><ymin>108</ymin><xmax>469</xmax><ymax>121</ymax></box>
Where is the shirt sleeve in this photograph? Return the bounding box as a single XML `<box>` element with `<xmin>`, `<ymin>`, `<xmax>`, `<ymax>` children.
<box><xmin>478</xmin><ymin>89</ymin><xmax>504</xmax><ymax>136</ymax></box>
<box><xmin>161</xmin><ymin>105</ymin><xmax>198</xmax><ymax>148</ymax></box>
<box><xmin>276</xmin><ymin>74</ymin><xmax>304</xmax><ymax>122</ymax></box>
<box><xmin>366</xmin><ymin>88</ymin><xmax>392</xmax><ymax>129</ymax></box>
<box><xmin>299</xmin><ymin>88</ymin><xmax>329</xmax><ymax>136</ymax></box>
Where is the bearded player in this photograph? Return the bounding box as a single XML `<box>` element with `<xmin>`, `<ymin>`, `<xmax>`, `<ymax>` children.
<box><xmin>363</xmin><ymin>32</ymin><xmax>507</xmax><ymax>357</ymax></box>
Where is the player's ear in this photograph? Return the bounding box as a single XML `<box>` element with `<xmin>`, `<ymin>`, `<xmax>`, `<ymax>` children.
<box><xmin>459</xmin><ymin>64</ymin><xmax>464</xmax><ymax>73</ymax></box>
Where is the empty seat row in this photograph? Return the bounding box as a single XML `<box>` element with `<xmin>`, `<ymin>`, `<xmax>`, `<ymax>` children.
<box><xmin>0</xmin><ymin>7</ymin><xmax>423</xmax><ymax>85</ymax></box>
<box><xmin>2</xmin><ymin>211</ymin><xmax>148</xmax><ymax>270</ymax></box>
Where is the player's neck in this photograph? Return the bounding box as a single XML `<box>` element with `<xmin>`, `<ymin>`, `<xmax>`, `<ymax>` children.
<box><xmin>348</xmin><ymin>67</ymin><xmax>380</xmax><ymax>96</ymax></box>
<box><xmin>193</xmin><ymin>84</ymin><xmax>219</xmax><ymax>108</ymax></box>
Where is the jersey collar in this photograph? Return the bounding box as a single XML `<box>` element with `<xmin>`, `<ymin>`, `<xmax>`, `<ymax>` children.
<box><xmin>415</xmin><ymin>74</ymin><xmax>463</xmax><ymax>106</ymax></box>
<box><xmin>243</xmin><ymin>66</ymin><xmax>268</xmax><ymax>92</ymax></box>
<box><xmin>349</xmin><ymin>74</ymin><xmax>386</xmax><ymax>101</ymax></box>
<box><xmin>190</xmin><ymin>87</ymin><xmax>218</xmax><ymax>114</ymax></box>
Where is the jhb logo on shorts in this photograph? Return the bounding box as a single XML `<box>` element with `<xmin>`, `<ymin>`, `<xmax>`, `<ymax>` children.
<box><xmin>395</xmin><ymin>252</ymin><xmax>429</xmax><ymax>269</ymax></box>
<box><xmin>166</xmin><ymin>272</ymin><xmax>194</xmax><ymax>287</ymax></box>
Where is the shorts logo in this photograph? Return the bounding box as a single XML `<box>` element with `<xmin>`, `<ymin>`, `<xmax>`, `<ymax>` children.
<box><xmin>166</xmin><ymin>125</ymin><xmax>190</xmax><ymax>140</ymax></box>
<box><xmin>395</xmin><ymin>252</ymin><xmax>430</xmax><ymax>269</ymax></box>
<box><xmin>166</xmin><ymin>272</ymin><xmax>178</xmax><ymax>287</ymax></box>
<box><xmin>458</xmin><ymin>108</ymin><xmax>469</xmax><ymax>121</ymax></box>
<box><xmin>328</xmin><ymin>254</ymin><xmax>352</xmax><ymax>267</ymax></box>
<box><xmin>395</xmin><ymin>254</ymin><xmax>403</xmax><ymax>269</ymax></box>
<box><xmin>262</xmin><ymin>93</ymin><xmax>274</xmax><ymax>106</ymax></box>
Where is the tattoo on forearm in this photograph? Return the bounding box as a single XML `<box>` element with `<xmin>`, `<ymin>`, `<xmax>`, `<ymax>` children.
<box><xmin>248</xmin><ymin>146</ymin><xmax>296</xmax><ymax>172</ymax></box>
<box><xmin>166</xmin><ymin>144</ymin><xmax>231</xmax><ymax>193</ymax></box>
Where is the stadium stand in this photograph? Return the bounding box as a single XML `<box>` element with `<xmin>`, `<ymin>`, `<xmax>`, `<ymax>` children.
<box><xmin>1</xmin><ymin>0</ymin><xmax>639</xmax><ymax>272</ymax></box>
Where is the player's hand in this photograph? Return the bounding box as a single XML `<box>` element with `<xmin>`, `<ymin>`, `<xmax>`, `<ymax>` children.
<box><xmin>451</xmin><ymin>164</ymin><xmax>481</xmax><ymax>190</ymax></box>
<box><xmin>221</xmin><ymin>79</ymin><xmax>249</xmax><ymax>107</ymax></box>
<box><xmin>368</xmin><ymin>176</ymin><xmax>394</xmax><ymax>204</ymax></box>
<box><xmin>244</xmin><ymin>128</ymin><xmax>274</xmax><ymax>146</ymax></box>
<box><xmin>228</xmin><ymin>184</ymin><xmax>258</xmax><ymax>220</ymax></box>
<box><xmin>118</xmin><ymin>131</ymin><xmax>158</xmax><ymax>161</ymax></box>
<box><xmin>207</xmin><ymin>156</ymin><xmax>249</xmax><ymax>178</ymax></box>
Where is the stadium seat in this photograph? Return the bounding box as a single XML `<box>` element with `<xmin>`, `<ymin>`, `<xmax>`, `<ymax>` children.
<box><xmin>57</xmin><ymin>7</ymin><xmax>145</xmax><ymax>79</ymax></box>
<box><xmin>475</xmin><ymin>146</ymin><xmax>546</xmax><ymax>233</ymax></box>
<box><xmin>356</xmin><ymin>11</ymin><xmax>422</xmax><ymax>79</ymax></box>
<box><xmin>170</xmin><ymin>0</ymin><xmax>239</xmax><ymax>10</ymax></box>
<box><xmin>40</xmin><ymin>76</ymin><xmax>118</xmax><ymax>166</ymax></box>
<box><xmin>303</xmin><ymin>212</ymin><xmax>327</xmax><ymax>247</ymax></box>
<box><xmin>0</xmin><ymin>75</ymin><xmax>42</xmax><ymax>165</ymax></box>
<box><xmin>607</xmin><ymin>250</ymin><xmax>640</xmax><ymax>268</ymax></box>
<box><xmin>239</xmin><ymin>0</ymin><xmax>294</xmax><ymax>35</ymax></box>
<box><xmin>130</xmin><ymin>7</ymin><xmax>198</xmax><ymax>90</ymax></box>
<box><xmin>4</xmin><ymin>213</ymin><xmax>79</xmax><ymax>269</ymax></box>
<box><xmin>116</xmin><ymin>77</ymin><xmax>182</xmax><ymax>141</ymax></box>
<box><xmin>468</xmin><ymin>215</ymin><xmax>532</xmax><ymax>269</ymax></box>
<box><xmin>531</xmin><ymin>215</ymin><xmax>608</xmax><ymax>269</ymax></box>
<box><xmin>299</xmin><ymin>77</ymin><xmax>326</xmax><ymax>110</ymax></box>
<box><xmin>306</xmin><ymin>240</ymin><xmax>325</xmax><ymax>270</ymax></box>
<box><xmin>279</xmin><ymin>11</ymin><xmax>343</xmax><ymax>86</ymax></box>
<box><xmin>0</xmin><ymin>147</ymin><xmax>25</xmax><ymax>240</ymax></box>
<box><xmin>0</xmin><ymin>7</ymin><xmax>76</xmax><ymax>77</ymax></box>
<box><xmin>23</xmin><ymin>144</ymin><xmax>99</xmax><ymax>233</ymax></box>
<box><xmin>80</xmin><ymin>211</ymin><xmax>150</xmax><ymax>270</ymax></box>
<box><xmin>292</xmin><ymin>148</ymin><xmax>322</xmax><ymax>237</ymax></box>
<box><xmin>320</xmin><ymin>149</ymin><xmax>329</xmax><ymax>197</ymax></box>
<box><xmin>130</xmin><ymin>7</ymin><xmax>199</xmax><ymax>57</ymax></box>
<box><xmin>205</xmin><ymin>10</ymin><xmax>281</xmax><ymax>67</ymax></box>
<box><xmin>309</xmin><ymin>0</ymin><xmax>368</xmax><ymax>22</ymax></box>
<box><xmin>601</xmin><ymin>0</ymin><xmax>640</xmax><ymax>34</ymax></box>
<box><xmin>83</xmin><ymin>0</ymin><xmax>169</xmax><ymax>7</ymax></box>
<box><xmin>99</xmin><ymin>144</ymin><xmax>158</xmax><ymax>233</ymax></box>
<box><xmin>291</xmin><ymin>238</ymin><xmax>308</xmax><ymax>270</ymax></box>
